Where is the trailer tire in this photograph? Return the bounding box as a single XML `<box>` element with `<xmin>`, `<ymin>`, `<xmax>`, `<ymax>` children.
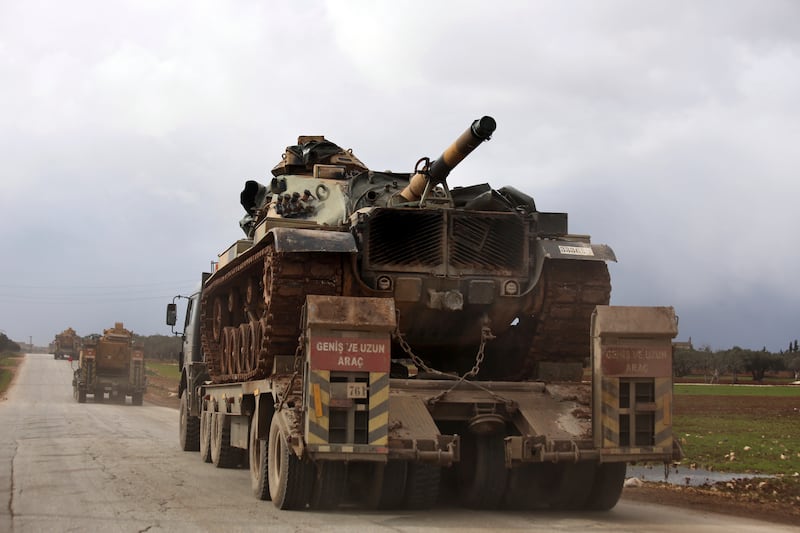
<box><xmin>585</xmin><ymin>462</ymin><xmax>626</xmax><ymax>511</ymax></box>
<box><xmin>404</xmin><ymin>462</ymin><xmax>441</xmax><ymax>510</ymax></box>
<box><xmin>249</xmin><ymin>413</ymin><xmax>271</xmax><ymax>500</ymax></box>
<box><xmin>94</xmin><ymin>387</ymin><xmax>104</xmax><ymax>402</ymax></box>
<box><xmin>503</xmin><ymin>464</ymin><xmax>550</xmax><ymax>510</ymax></box>
<box><xmin>211</xmin><ymin>412</ymin><xmax>237</xmax><ymax>468</ymax></box>
<box><xmin>309</xmin><ymin>461</ymin><xmax>346</xmax><ymax>510</ymax></box>
<box><xmin>457</xmin><ymin>435</ymin><xmax>507</xmax><ymax>509</ymax></box>
<box><xmin>131</xmin><ymin>392</ymin><xmax>143</xmax><ymax>406</ymax></box>
<box><xmin>199</xmin><ymin>411</ymin><xmax>212</xmax><ymax>462</ymax></box>
<box><xmin>77</xmin><ymin>389</ymin><xmax>86</xmax><ymax>404</ymax></box>
<box><xmin>550</xmin><ymin>462</ymin><xmax>596</xmax><ymax>510</ymax></box>
<box><xmin>367</xmin><ymin>461</ymin><xmax>406</xmax><ymax>509</ymax></box>
<box><xmin>268</xmin><ymin>415</ymin><xmax>313</xmax><ymax>509</ymax></box>
<box><xmin>179</xmin><ymin>390</ymin><xmax>200</xmax><ymax>452</ymax></box>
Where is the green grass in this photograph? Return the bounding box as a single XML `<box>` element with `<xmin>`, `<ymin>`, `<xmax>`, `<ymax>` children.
<box><xmin>675</xmin><ymin>384</ymin><xmax>800</xmax><ymax>397</ymax></box>
<box><xmin>674</xmin><ymin>385</ymin><xmax>800</xmax><ymax>475</ymax></box>
<box><xmin>145</xmin><ymin>361</ymin><xmax>180</xmax><ymax>380</ymax></box>
<box><xmin>0</xmin><ymin>352</ymin><xmax>22</xmax><ymax>395</ymax></box>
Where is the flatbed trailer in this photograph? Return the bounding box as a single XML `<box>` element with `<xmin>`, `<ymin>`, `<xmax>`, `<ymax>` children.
<box><xmin>172</xmin><ymin>292</ymin><xmax>680</xmax><ymax>511</ymax></box>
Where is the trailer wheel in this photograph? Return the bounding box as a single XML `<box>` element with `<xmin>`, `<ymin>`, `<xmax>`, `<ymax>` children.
<box><xmin>549</xmin><ymin>462</ymin><xmax>596</xmax><ymax>510</ymax></box>
<box><xmin>457</xmin><ymin>435</ymin><xmax>507</xmax><ymax>509</ymax></box>
<box><xmin>179</xmin><ymin>390</ymin><xmax>200</xmax><ymax>451</ymax></box>
<box><xmin>94</xmin><ymin>387</ymin><xmax>104</xmax><ymax>402</ymax></box>
<box><xmin>367</xmin><ymin>461</ymin><xmax>407</xmax><ymax>509</ymax></box>
<box><xmin>404</xmin><ymin>462</ymin><xmax>441</xmax><ymax>510</ymax></box>
<box><xmin>77</xmin><ymin>389</ymin><xmax>86</xmax><ymax>404</ymax></box>
<box><xmin>309</xmin><ymin>461</ymin><xmax>347</xmax><ymax>510</ymax></box>
<box><xmin>585</xmin><ymin>462</ymin><xmax>626</xmax><ymax>511</ymax></box>
<box><xmin>199</xmin><ymin>410</ymin><xmax>212</xmax><ymax>462</ymax></box>
<box><xmin>268</xmin><ymin>415</ymin><xmax>313</xmax><ymax>509</ymax></box>
<box><xmin>210</xmin><ymin>412</ymin><xmax>237</xmax><ymax>468</ymax></box>
<box><xmin>503</xmin><ymin>464</ymin><xmax>550</xmax><ymax>510</ymax></box>
<box><xmin>249</xmin><ymin>413</ymin><xmax>270</xmax><ymax>500</ymax></box>
<box><xmin>131</xmin><ymin>393</ymin><xmax>143</xmax><ymax>406</ymax></box>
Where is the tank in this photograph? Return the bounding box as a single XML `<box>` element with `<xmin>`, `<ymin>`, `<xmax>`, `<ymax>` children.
<box><xmin>201</xmin><ymin>117</ymin><xmax>615</xmax><ymax>384</ymax></box>
<box><xmin>53</xmin><ymin>327</ymin><xmax>80</xmax><ymax>360</ymax></box>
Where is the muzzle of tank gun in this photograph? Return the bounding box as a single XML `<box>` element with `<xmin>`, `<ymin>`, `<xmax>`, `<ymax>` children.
<box><xmin>399</xmin><ymin>116</ymin><xmax>496</xmax><ymax>203</ymax></box>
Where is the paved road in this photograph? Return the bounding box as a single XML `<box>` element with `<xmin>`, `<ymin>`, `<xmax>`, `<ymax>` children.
<box><xmin>1</xmin><ymin>354</ymin><xmax>794</xmax><ymax>533</ymax></box>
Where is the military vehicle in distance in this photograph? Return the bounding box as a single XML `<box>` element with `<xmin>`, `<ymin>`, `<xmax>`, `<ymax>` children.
<box><xmin>53</xmin><ymin>327</ymin><xmax>80</xmax><ymax>360</ymax></box>
<box><xmin>72</xmin><ymin>322</ymin><xmax>147</xmax><ymax>405</ymax></box>
<box><xmin>168</xmin><ymin>117</ymin><xmax>680</xmax><ymax>511</ymax></box>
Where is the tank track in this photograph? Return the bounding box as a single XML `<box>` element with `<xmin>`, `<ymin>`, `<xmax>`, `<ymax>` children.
<box><xmin>526</xmin><ymin>259</ymin><xmax>611</xmax><ymax>374</ymax></box>
<box><xmin>200</xmin><ymin>245</ymin><xmax>343</xmax><ymax>384</ymax></box>
<box><xmin>485</xmin><ymin>259</ymin><xmax>610</xmax><ymax>381</ymax></box>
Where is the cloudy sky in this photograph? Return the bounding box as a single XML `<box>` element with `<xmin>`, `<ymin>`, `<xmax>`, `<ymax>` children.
<box><xmin>1</xmin><ymin>1</ymin><xmax>799</xmax><ymax>352</ymax></box>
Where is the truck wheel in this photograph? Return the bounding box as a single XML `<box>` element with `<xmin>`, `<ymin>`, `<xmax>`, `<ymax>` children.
<box><xmin>457</xmin><ymin>435</ymin><xmax>507</xmax><ymax>509</ymax></box>
<box><xmin>268</xmin><ymin>414</ymin><xmax>313</xmax><ymax>509</ymax></box>
<box><xmin>249</xmin><ymin>413</ymin><xmax>270</xmax><ymax>500</ymax></box>
<box><xmin>310</xmin><ymin>461</ymin><xmax>347</xmax><ymax>510</ymax></box>
<box><xmin>179</xmin><ymin>390</ymin><xmax>200</xmax><ymax>452</ymax></box>
<box><xmin>94</xmin><ymin>388</ymin><xmax>104</xmax><ymax>402</ymax></box>
<box><xmin>367</xmin><ymin>461</ymin><xmax>407</xmax><ymax>509</ymax></box>
<box><xmin>503</xmin><ymin>464</ymin><xmax>551</xmax><ymax>510</ymax></box>
<box><xmin>77</xmin><ymin>389</ymin><xmax>86</xmax><ymax>404</ymax></box>
<box><xmin>131</xmin><ymin>393</ymin><xmax>143</xmax><ymax>406</ymax></box>
<box><xmin>211</xmin><ymin>412</ymin><xmax>237</xmax><ymax>468</ymax></box>
<box><xmin>404</xmin><ymin>462</ymin><xmax>441</xmax><ymax>510</ymax></box>
<box><xmin>199</xmin><ymin>411</ymin><xmax>212</xmax><ymax>462</ymax></box>
<box><xmin>584</xmin><ymin>463</ymin><xmax>626</xmax><ymax>511</ymax></box>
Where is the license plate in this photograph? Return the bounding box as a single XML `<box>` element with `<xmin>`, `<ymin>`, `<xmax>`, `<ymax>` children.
<box><xmin>347</xmin><ymin>382</ymin><xmax>367</xmax><ymax>399</ymax></box>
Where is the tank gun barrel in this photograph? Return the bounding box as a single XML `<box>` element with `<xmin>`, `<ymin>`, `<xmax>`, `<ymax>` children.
<box><xmin>399</xmin><ymin>116</ymin><xmax>496</xmax><ymax>202</ymax></box>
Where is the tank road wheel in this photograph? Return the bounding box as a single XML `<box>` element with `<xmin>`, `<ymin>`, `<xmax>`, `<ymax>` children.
<box><xmin>210</xmin><ymin>412</ymin><xmax>238</xmax><ymax>468</ymax></box>
<box><xmin>268</xmin><ymin>414</ymin><xmax>313</xmax><ymax>509</ymax></box>
<box><xmin>239</xmin><ymin>323</ymin><xmax>253</xmax><ymax>374</ymax></box>
<box><xmin>212</xmin><ymin>296</ymin><xmax>228</xmax><ymax>343</ymax></box>
<box><xmin>457</xmin><ymin>435</ymin><xmax>508</xmax><ymax>509</ymax></box>
<box><xmin>257</xmin><ymin>318</ymin><xmax>271</xmax><ymax>374</ymax></box>
<box><xmin>585</xmin><ymin>463</ymin><xmax>627</xmax><ymax>511</ymax></box>
<box><xmin>310</xmin><ymin>461</ymin><xmax>347</xmax><ymax>510</ymax></box>
<box><xmin>366</xmin><ymin>461</ymin><xmax>407</xmax><ymax>509</ymax></box>
<box><xmin>221</xmin><ymin>327</ymin><xmax>237</xmax><ymax>376</ymax></box>
<box><xmin>249</xmin><ymin>413</ymin><xmax>271</xmax><ymax>500</ymax></box>
<box><xmin>179</xmin><ymin>390</ymin><xmax>200</xmax><ymax>451</ymax></box>
<box><xmin>199</xmin><ymin>410</ymin><xmax>213</xmax><ymax>463</ymax></box>
<box><xmin>403</xmin><ymin>462</ymin><xmax>441</xmax><ymax>510</ymax></box>
<box><xmin>249</xmin><ymin>320</ymin><xmax>261</xmax><ymax>374</ymax></box>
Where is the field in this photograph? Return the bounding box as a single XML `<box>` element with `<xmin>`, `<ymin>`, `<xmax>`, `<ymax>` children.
<box><xmin>0</xmin><ymin>352</ymin><xmax>23</xmax><ymax>397</ymax></box>
<box><xmin>625</xmin><ymin>383</ymin><xmax>800</xmax><ymax>525</ymax></box>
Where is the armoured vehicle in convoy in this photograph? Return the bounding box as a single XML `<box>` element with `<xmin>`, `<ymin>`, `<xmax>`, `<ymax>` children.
<box><xmin>53</xmin><ymin>327</ymin><xmax>80</xmax><ymax>360</ymax></box>
<box><xmin>168</xmin><ymin>117</ymin><xmax>680</xmax><ymax>511</ymax></box>
<box><xmin>72</xmin><ymin>322</ymin><xmax>147</xmax><ymax>405</ymax></box>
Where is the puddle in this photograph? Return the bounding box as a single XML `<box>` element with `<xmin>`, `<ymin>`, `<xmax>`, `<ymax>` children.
<box><xmin>626</xmin><ymin>464</ymin><xmax>773</xmax><ymax>487</ymax></box>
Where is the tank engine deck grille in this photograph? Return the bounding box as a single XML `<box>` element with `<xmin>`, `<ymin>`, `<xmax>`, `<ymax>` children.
<box><xmin>450</xmin><ymin>212</ymin><xmax>525</xmax><ymax>273</ymax></box>
<box><xmin>365</xmin><ymin>208</ymin><xmax>527</xmax><ymax>276</ymax></box>
<box><xmin>367</xmin><ymin>210</ymin><xmax>443</xmax><ymax>268</ymax></box>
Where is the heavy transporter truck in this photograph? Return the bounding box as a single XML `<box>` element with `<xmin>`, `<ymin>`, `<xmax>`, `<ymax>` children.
<box><xmin>72</xmin><ymin>322</ymin><xmax>147</xmax><ymax>405</ymax></box>
<box><xmin>53</xmin><ymin>327</ymin><xmax>80</xmax><ymax>360</ymax></box>
<box><xmin>167</xmin><ymin>117</ymin><xmax>680</xmax><ymax>511</ymax></box>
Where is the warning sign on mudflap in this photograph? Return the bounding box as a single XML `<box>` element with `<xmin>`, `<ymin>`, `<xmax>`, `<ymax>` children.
<box><xmin>309</xmin><ymin>336</ymin><xmax>391</xmax><ymax>372</ymax></box>
<box><xmin>601</xmin><ymin>345</ymin><xmax>672</xmax><ymax>377</ymax></box>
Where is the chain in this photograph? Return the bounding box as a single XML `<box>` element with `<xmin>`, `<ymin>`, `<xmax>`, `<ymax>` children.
<box><xmin>393</xmin><ymin>311</ymin><xmax>495</xmax><ymax>381</ymax></box>
<box><xmin>275</xmin><ymin>329</ymin><xmax>306</xmax><ymax>412</ymax></box>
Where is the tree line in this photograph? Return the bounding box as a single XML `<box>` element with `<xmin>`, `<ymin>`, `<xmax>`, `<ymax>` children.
<box><xmin>0</xmin><ymin>332</ymin><xmax>21</xmax><ymax>353</ymax></box>
<box><xmin>674</xmin><ymin>346</ymin><xmax>800</xmax><ymax>383</ymax></box>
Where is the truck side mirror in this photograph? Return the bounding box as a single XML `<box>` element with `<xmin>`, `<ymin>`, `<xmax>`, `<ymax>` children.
<box><xmin>166</xmin><ymin>303</ymin><xmax>177</xmax><ymax>326</ymax></box>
